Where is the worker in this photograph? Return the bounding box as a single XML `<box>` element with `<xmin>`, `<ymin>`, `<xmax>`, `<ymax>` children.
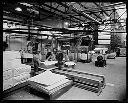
<box><xmin>3</xmin><ymin>41</ymin><xmax>8</xmax><ymax>51</ymax></box>
<box><xmin>27</xmin><ymin>41</ymin><xmax>33</xmax><ymax>53</ymax></box>
<box><xmin>46</xmin><ymin>51</ymin><xmax>56</xmax><ymax>61</ymax></box>
<box><xmin>33</xmin><ymin>51</ymin><xmax>41</xmax><ymax>74</ymax></box>
<box><xmin>19</xmin><ymin>48</ymin><xmax>24</xmax><ymax>64</ymax></box>
<box><xmin>63</xmin><ymin>52</ymin><xmax>70</xmax><ymax>62</ymax></box>
<box><xmin>116</xmin><ymin>47</ymin><xmax>120</xmax><ymax>57</ymax></box>
<box><xmin>56</xmin><ymin>51</ymin><xmax>64</xmax><ymax>69</ymax></box>
<box><xmin>46</xmin><ymin>52</ymin><xmax>52</xmax><ymax>60</ymax></box>
<box><xmin>51</xmin><ymin>52</ymin><xmax>56</xmax><ymax>61</ymax></box>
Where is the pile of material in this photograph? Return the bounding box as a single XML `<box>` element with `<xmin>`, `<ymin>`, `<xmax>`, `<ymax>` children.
<box><xmin>107</xmin><ymin>52</ymin><xmax>116</xmax><ymax>59</ymax></box>
<box><xmin>27</xmin><ymin>70</ymin><xmax>73</xmax><ymax>99</ymax></box>
<box><xmin>3</xmin><ymin>51</ymin><xmax>31</xmax><ymax>91</ymax></box>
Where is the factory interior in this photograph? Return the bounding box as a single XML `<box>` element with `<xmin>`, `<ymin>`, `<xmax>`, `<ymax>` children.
<box><xmin>3</xmin><ymin>1</ymin><xmax>127</xmax><ymax>101</ymax></box>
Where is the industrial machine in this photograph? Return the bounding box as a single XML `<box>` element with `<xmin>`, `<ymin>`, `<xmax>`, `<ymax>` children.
<box><xmin>95</xmin><ymin>55</ymin><xmax>106</xmax><ymax>67</ymax></box>
<box><xmin>94</xmin><ymin>48</ymin><xmax>107</xmax><ymax>67</ymax></box>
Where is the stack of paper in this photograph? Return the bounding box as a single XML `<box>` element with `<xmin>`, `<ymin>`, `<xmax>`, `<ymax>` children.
<box><xmin>28</xmin><ymin>70</ymin><xmax>67</xmax><ymax>86</ymax></box>
<box><xmin>3</xmin><ymin>78</ymin><xmax>13</xmax><ymax>91</ymax></box>
<box><xmin>13</xmin><ymin>72</ymin><xmax>30</xmax><ymax>86</ymax></box>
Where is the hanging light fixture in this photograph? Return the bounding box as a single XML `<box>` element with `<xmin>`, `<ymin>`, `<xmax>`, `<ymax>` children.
<box><xmin>15</xmin><ymin>7</ymin><xmax>22</xmax><ymax>11</ymax></box>
<box><xmin>64</xmin><ymin>22</ymin><xmax>69</xmax><ymax>25</ymax></box>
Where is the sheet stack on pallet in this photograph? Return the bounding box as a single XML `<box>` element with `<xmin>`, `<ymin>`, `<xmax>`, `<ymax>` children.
<box><xmin>27</xmin><ymin>70</ymin><xmax>73</xmax><ymax>99</ymax></box>
<box><xmin>64</xmin><ymin>62</ymin><xmax>76</xmax><ymax>68</ymax></box>
<box><xmin>107</xmin><ymin>52</ymin><xmax>116</xmax><ymax>59</ymax></box>
<box><xmin>39</xmin><ymin>61</ymin><xmax>58</xmax><ymax>69</ymax></box>
<box><xmin>3</xmin><ymin>51</ymin><xmax>31</xmax><ymax>91</ymax></box>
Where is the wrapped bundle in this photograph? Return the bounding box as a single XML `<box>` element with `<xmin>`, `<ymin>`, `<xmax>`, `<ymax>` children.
<box><xmin>3</xmin><ymin>58</ymin><xmax>21</xmax><ymax>72</ymax></box>
<box><xmin>11</xmin><ymin>59</ymin><xmax>21</xmax><ymax>65</ymax></box>
<box><xmin>23</xmin><ymin>53</ymin><xmax>33</xmax><ymax>58</ymax></box>
<box><xmin>64</xmin><ymin>62</ymin><xmax>76</xmax><ymax>66</ymax></box>
<box><xmin>13</xmin><ymin>72</ymin><xmax>30</xmax><ymax>86</ymax></box>
<box><xmin>3</xmin><ymin>61</ymin><xmax>12</xmax><ymax>72</ymax></box>
<box><xmin>28</xmin><ymin>71</ymin><xmax>67</xmax><ymax>86</ymax></box>
<box><xmin>14</xmin><ymin>65</ymin><xmax>31</xmax><ymax>77</ymax></box>
<box><xmin>27</xmin><ymin>71</ymin><xmax>72</xmax><ymax>96</ymax></box>
<box><xmin>28</xmin><ymin>78</ymin><xmax>72</xmax><ymax>95</ymax></box>
<box><xmin>107</xmin><ymin>52</ymin><xmax>116</xmax><ymax>59</ymax></box>
<box><xmin>64</xmin><ymin>62</ymin><xmax>76</xmax><ymax>68</ymax></box>
<box><xmin>3</xmin><ymin>51</ymin><xmax>21</xmax><ymax>60</ymax></box>
<box><xmin>40</xmin><ymin>61</ymin><xmax>58</xmax><ymax>69</ymax></box>
<box><xmin>3</xmin><ymin>69</ymin><xmax>13</xmax><ymax>81</ymax></box>
<box><xmin>3</xmin><ymin>78</ymin><xmax>13</xmax><ymax>91</ymax></box>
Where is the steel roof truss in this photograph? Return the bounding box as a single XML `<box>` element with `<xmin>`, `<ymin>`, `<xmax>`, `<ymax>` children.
<box><xmin>40</xmin><ymin>3</ymin><xmax>84</xmax><ymax>22</ymax></box>
<box><xmin>77</xmin><ymin>2</ymin><xmax>102</xmax><ymax>21</ymax></box>
<box><xmin>93</xmin><ymin>2</ymin><xmax>111</xmax><ymax>17</ymax></box>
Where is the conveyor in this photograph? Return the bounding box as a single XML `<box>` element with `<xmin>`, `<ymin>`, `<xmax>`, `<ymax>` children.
<box><xmin>51</xmin><ymin>68</ymin><xmax>105</xmax><ymax>95</ymax></box>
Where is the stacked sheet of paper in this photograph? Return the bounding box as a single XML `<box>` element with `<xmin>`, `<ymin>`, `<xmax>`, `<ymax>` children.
<box><xmin>28</xmin><ymin>70</ymin><xmax>67</xmax><ymax>86</ymax></box>
<box><xmin>3</xmin><ymin>69</ymin><xmax>13</xmax><ymax>81</ymax></box>
<box><xmin>27</xmin><ymin>70</ymin><xmax>72</xmax><ymax>95</ymax></box>
<box><xmin>3</xmin><ymin>78</ymin><xmax>13</xmax><ymax>91</ymax></box>
<box><xmin>64</xmin><ymin>62</ymin><xmax>76</xmax><ymax>66</ymax></box>
<box><xmin>13</xmin><ymin>72</ymin><xmax>30</xmax><ymax>86</ymax></box>
<box><xmin>14</xmin><ymin>65</ymin><xmax>31</xmax><ymax>77</ymax></box>
<box><xmin>43</xmin><ymin>61</ymin><xmax>58</xmax><ymax>66</ymax></box>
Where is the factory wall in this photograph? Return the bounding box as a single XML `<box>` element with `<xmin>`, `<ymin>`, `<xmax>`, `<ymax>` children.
<box><xmin>6</xmin><ymin>37</ymin><xmax>27</xmax><ymax>51</ymax></box>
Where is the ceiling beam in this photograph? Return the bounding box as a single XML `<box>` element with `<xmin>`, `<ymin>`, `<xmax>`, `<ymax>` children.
<box><xmin>41</xmin><ymin>3</ymin><xmax>85</xmax><ymax>22</ymax></box>
<box><xmin>77</xmin><ymin>2</ymin><xmax>102</xmax><ymax>20</ymax></box>
<box><xmin>93</xmin><ymin>2</ymin><xmax>110</xmax><ymax>17</ymax></box>
<box><xmin>3</xmin><ymin>16</ymin><xmax>53</xmax><ymax>29</ymax></box>
<box><xmin>81</xmin><ymin>6</ymin><xmax>126</xmax><ymax>14</ymax></box>
<box><xmin>87</xmin><ymin>2</ymin><xmax>125</xmax><ymax>13</ymax></box>
<box><xmin>99</xmin><ymin>2</ymin><xmax>125</xmax><ymax>8</ymax></box>
<box><xmin>57</xmin><ymin>2</ymin><xmax>101</xmax><ymax>24</ymax></box>
<box><xmin>31</xmin><ymin>3</ymin><xmax>80</xmax><ymax>23</ymax></box>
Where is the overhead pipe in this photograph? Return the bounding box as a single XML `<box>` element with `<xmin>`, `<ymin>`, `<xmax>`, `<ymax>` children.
<box><xmin>41</xmin><ymin>3</ymin><xmax>85</xmax><ymax>22</ymax></box>
<box><xmin>4</xmin><ymin>27</ymin><xmax>101</xmax><ymax>33</ymax></box>
<box><xmin>58</xmin><ymin>2</ymin><xmax>101</xmax><ymax>24</ymax></box>
<box><xmin>3</xmin><ymin>29</ymin><xmax>76</xmax><ymax>39</ymax></box>
<box><xmin>30</xmin><ymin>3</ymin><xmax>79</xmax><ymax>23</ymax></box>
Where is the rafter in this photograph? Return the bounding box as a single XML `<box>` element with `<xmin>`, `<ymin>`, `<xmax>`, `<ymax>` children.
<box><xmin>39</xmin><ymin>3</ymin><xmax>84</xmax><ymax>22</ymax></box>
<box><xmin>57</xmin><ymin>2</ymin><xmax>101</xmax><ymax>24</ymax></box>
<box><xmin>77</xmin><ymin>2</ymin><xmax>102</xmax><ymax>20</ymax></box>
<box><xmin>31</xmin><ymin>3</ymin><xmax>80</xmax><ymax>23</ymax></box>
<box><xmin>93</xmin><ymin>2</ymin><xmax>109</xmax><ymax>17</ymax></box>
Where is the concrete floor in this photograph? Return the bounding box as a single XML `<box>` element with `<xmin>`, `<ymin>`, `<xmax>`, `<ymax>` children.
<box><xmin>3</xmin><ymin>57</ymin><xmax>126</xmax><ymax>100</ymax></box>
